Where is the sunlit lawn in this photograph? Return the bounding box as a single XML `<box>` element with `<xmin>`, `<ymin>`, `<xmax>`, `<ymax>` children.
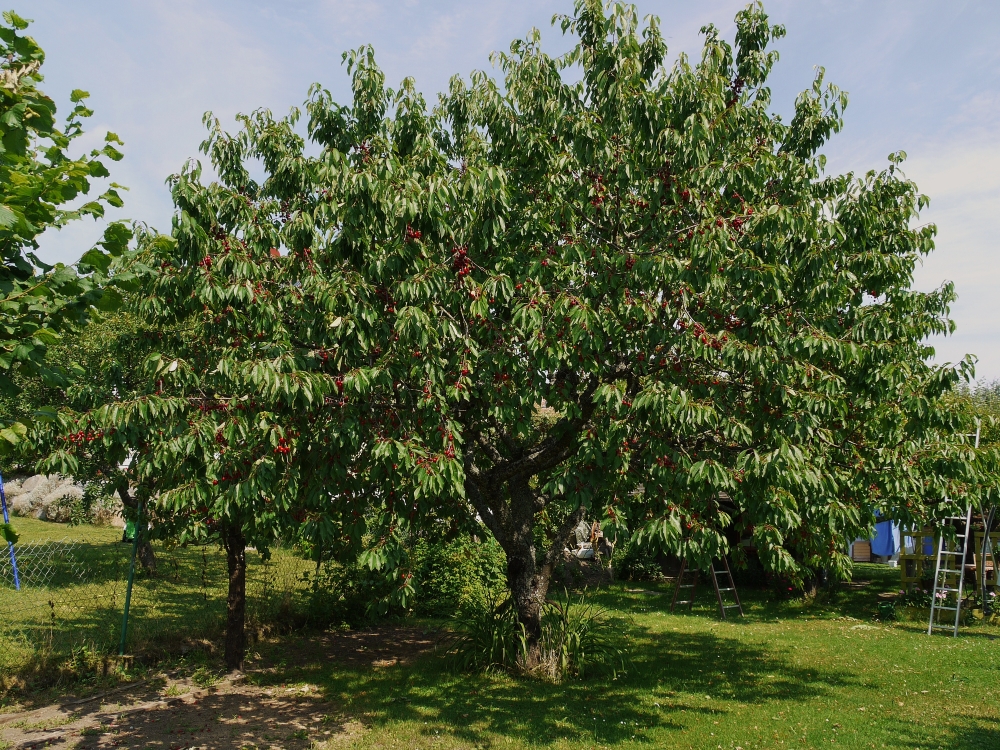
<box><xmin>0</xmin><ymin>517</ymin><xmax>311</xmax><ymax>682</ymax></box>
<box><xmin>3</xmin><ymin>521</ymin><xmax>998</xmax><ymax>749</ymax></box>
<box><xmin>254</xmin><ymin>564</ymin><xmax>998</xmax><ymax>750</ymax></box>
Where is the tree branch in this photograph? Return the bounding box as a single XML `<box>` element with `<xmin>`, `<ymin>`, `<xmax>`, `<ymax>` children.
<box><xmin>484</xmin><ymin>374</ymin><xmax>601</xmax><ymax>485</ymax></box>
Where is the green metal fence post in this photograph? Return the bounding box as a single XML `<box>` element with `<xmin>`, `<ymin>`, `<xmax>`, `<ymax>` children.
<box><xmin>118</xmin><ymin>500</ymin><xmax>142</xmax><ymax>656</ymax></box>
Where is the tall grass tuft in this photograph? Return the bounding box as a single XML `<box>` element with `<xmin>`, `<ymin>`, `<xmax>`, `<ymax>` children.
<box><xmin>447</xmin><ymin>588</ymin><xmax>628</xmax><ymax>681</ymax></box>
<box><xmin>526</xmin><ymin>588</ymin><xmax>627</xmax><ymax>680</ymax></box>
<box><xmin>446</xmin><ymin>594</ymin><xmax>522</xmax><ymax>673</ymax></box>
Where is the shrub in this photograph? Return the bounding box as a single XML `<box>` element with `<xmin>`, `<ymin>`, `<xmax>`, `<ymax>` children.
<box><xmin>613</xmin><ymin>537</ymin><xmax>668</xmax><ymax>582</ymax></box>
<box><xmin>301</xmin><ymin>560</ymin><xmax>403</xmax><ymax>630</ymax></box>
<box><xmin>66</xmin><ymin>486</ymin><xmax>120</xmax><ymax>526</ymax></box>
<box><xmin>898</xmin><ymin>588</ymin><xmax>932</xmax><ymax>608</ymax></box>
<box><xmin>411</xmin><ymin>534</ymin><xmax>506</xmax><ymax>617</ymax></box>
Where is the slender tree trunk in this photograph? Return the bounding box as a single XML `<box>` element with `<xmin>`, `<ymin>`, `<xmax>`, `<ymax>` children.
<box><xmin>118</xmin><ymin>486</ymin><xmax>156</xmax><ymax>573</ymax></box>
<box><xmin>223</xmin><ymin>525</ymin><xmax>247</xmax><ymax>672</ymax></box>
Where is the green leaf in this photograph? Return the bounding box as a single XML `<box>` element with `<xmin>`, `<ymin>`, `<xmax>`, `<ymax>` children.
<box><xmin>95</xmin><ymin>286</ymin><xmax>123</xmax><ymax>311</ymax></box>
<box><xmin>3</xmin><ymin>11</ymin><xmax>30</xmax><ymax>30</ymax></box>
<box><xmin>80</xmin><ymin>247</ymin><xmax>112</xmax><ymax>273</ymax></box>
<box><xmin>32</xmin><ymin>328</ymin><xmax>60</xmax><ymax>345</ymax></box>
<box><xmin>102</xmin><ymin>145</ymin><xmax>124</xmax><ymax>162</ymax></box>
<box><xmin>0</xmin><ymin>204</ymin><xmax>17</xmax><ymax>228</ymax></box>
<box><xmin>33</xmin><ymin>406</ymin><xmax>59</xmax><ymax>422</ymax></box>
<box><xmin>0</xmin><ymin>422</ymin><xmax>27</xmax><ymax>446</ymax></box>
<box><xmin>100</xmin><ymin>221</ymin><xmax>133</xmax><ymax>256</ymax></box>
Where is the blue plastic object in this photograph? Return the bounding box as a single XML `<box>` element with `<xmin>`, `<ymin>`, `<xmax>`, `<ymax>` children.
<box><xmin>0</xmin><ymin>470</ymin><xmax>21</xmax><ymax>590</ymax></box>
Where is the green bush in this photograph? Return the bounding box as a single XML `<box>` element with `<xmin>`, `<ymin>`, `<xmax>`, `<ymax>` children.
<box><xmin>301</xmin><ymin>560</ymin><xmax>404</xmax><ymax>630</ymax></box>
<box><xmin>411</xmin><ymin>534</ymin><xmax>506</xmax><ymax>617</ymax></box>
<box><xmin>613</xmin><ymin>537</ymin><xmax>668</xmax><ymax>582</ymax></box>
<box><xmin>898</xmin><ymin>587</ymin><xmax>932</xmax><ymax>608</ymax></box>
<box><xmin>53</xmin><ymin>485</ymin><xmax>121</xmax><ymax>527</ymax></box>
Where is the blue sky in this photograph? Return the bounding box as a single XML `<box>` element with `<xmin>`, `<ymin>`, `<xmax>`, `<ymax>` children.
<box><xmin>26</xmin><ymin>1</ymin><xmax>1000</xmax><ymax>379</ymax></box>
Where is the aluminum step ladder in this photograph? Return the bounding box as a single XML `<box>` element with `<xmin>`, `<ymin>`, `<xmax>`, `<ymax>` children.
<box><xmin>927</xmin><ymin>422</ymin><xmax>980</xmax><ymax>637</ymax></box>
<box><xmin>979</xmin><ymin>504</ymin><xmax>997</xmax><ymax>617</ymax></box>
<box><xmin>927</xmin><ymin>503</ymin><xmax>974</xmax><ymax>637</ymax></box>
<box><xmin>670</xmin><ymin>556</ymin><xmax>744</xmax><ymax>619</ymax></box>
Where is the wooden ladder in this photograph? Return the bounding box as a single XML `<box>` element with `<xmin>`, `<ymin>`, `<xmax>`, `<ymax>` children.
<box><xmin>670</xmin><ymin>556</ymin><xmax>744</xmax><ymax>619</ymax></box>
<box><xmin>710</xmin><ymin>555</ymin><xmax>744</xmax><ymax>620</ymax></box>
<box><xmin>670</xmin><ymin>558</ymin><xmax>699</xmax><ymax>613</ymax></box>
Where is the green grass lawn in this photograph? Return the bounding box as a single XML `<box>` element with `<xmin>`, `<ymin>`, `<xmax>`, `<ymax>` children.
<box><xmin>3</xmin><ymin>525</ymin><xmax>998</xmax><ymax>749</ymax></box>
<box><xmin>249</xmin><ymin>565</ymin><xmax>998</xmax><ymax>750</ymax></box>
<box><xmin>0</xmin><ymin>518</ymin><xmax>312</xmax><ymax>681</ymax></box>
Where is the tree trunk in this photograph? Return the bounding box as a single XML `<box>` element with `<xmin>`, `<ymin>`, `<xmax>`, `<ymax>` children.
<box><xmin>502</xmin><ymin>479</ymin><xmax>547</xmax><ymax>665</ymax></box>
<box><xmin>469</xmin><ymin>476</ymin><xmax>587</xmax><ymax>668</ymax></box>
<box><xmin>507</xmin><ymin>540</ymin><xmax>545</xmax><ymax>665</ymax></box>
<box><xmin>223</xmin><ymin>525</ymin><xmax>247</xmax><ymax>672</ymax></box>
<box><xmin>118</xmin><ymin>486</ymin><xmax>156</xmax><ymax>573</ymax></box>
<box><xmin>502</xmin><ymin>487</ymin><xmax>586</xmax><ymax>668</ymax></box>
<box><xmin>137</xmin><ymin>541</ymin><xmax>157</xmax><ymax>573</ymax></box>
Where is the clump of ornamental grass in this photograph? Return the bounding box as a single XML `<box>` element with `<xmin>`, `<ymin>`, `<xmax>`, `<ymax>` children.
<box><xmin>447</xmin><ymin>588</ymin><xmax>628</xmax><ymax>681</ymax></box>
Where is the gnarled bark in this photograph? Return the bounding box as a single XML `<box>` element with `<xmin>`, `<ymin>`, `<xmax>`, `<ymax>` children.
<box><xmin>223</xmin><ymin>525</ymin><xmax>247</xmax><ymax>672</ymax></box>
<box><xmin>471</xmin><ymin>474</ymin><xmax>586</xmax><ymax>666</ymax></box>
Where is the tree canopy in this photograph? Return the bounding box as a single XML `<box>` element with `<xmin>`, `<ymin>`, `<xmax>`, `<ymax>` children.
<box><xmin>48</xmin><ymin>0</ymin><xmax>980</xmax><ymax>667</ymax></box>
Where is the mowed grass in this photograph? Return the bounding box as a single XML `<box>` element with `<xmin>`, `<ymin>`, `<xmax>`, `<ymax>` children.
<box><xmin>1</xmin><ymin>518</ymin><xmax>133</xmax><ymax>668</ymax></box>
<box><xmin>0</xmin><ymin>517</ymin><xmax>312</xmax><ymax>681</ymax></box>
<box><xmin>3</xmin><ymin>524</ymin><xmax>998</xmax><ymax>749</ymax></box>
<box><xmin>253</xmin><ymin>565</ymin><xmax>999</xmax><ymax>750</ymax></box>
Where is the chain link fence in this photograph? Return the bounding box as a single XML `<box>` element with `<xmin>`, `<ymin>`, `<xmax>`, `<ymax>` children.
<box><xmin>0</xmin><ymin>521</ymin><xmax>314</xmax><ymax>677</ymax></box>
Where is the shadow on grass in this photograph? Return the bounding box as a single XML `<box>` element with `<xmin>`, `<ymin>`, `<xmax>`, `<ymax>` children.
<box><xmin>1</xmin><ymin>543</ymin><xmax>306</xmax><ymax>698</ymax></box>
<box><xmin>70</xmin><ymin>688</ymin><xmax>335</xmax><ymax>750</ymax></box>
<box><xmin>263</xmin><ymin>620</ymin><xmax>854</xmax><ymax>747</ymax></box>
<box><xmin>605</xmin><ymin>562</ymin><xmax>908</xmax><ymax>624</ymax></box>
<box><xmin>878</xmin><ymin>713</ymin><xmax>1000</xmax><ymax>750</ymax></box>
<box><xmin>952</xmin><ymin>715</ymin><xmax>1000</xmax><ymax>750</ymax></box>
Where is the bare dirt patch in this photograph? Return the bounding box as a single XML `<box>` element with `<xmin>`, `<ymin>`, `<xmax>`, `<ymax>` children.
<box><xmin>0</xmin><ymin>625</ymin><xmax>439</xmax><ymax>750</ymax></box>
<box><xmin>264</xmin><ymin>625</ymin><xmax>438</xmax><ymax>670</ymax></box>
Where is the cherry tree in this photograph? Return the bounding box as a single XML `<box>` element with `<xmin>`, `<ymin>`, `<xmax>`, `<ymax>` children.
<box><xmin>53</xmin><ymin>1</ymin><xmax>978</xmax><ymax>667</ymax></box>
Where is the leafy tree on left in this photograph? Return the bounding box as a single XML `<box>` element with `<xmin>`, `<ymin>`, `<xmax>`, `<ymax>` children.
<box><xmin>0</xmin><ymin>10</ymin><xmax>132</xmax><ymax>453</ymax></box>
<box><xmin>45</xmin><ymin>109</ymin><xmax>380</xmax><ymax>669</ymax></box>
